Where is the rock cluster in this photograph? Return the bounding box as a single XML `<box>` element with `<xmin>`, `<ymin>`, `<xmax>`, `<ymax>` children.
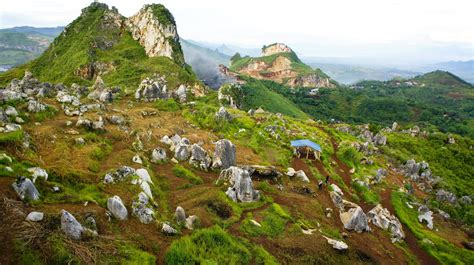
<box><xmin>132</xmin><ymin>192</ymin><xmax>155</xmax><ymax>224</ymax></box>
<box><xmin>367</xmin><ymin>204</ymin><xmax>405</xmax><ymax>242</ymax></box>
<box><xmin>218</xmin><ymin>166</ymin><xmax>260</xmax><ymax>202</ymax></box>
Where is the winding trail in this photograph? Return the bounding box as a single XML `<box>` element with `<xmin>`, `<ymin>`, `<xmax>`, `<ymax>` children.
<box><xmin>380</xmin><ymin>188</ymin><xmax>439</xmax><ymax>265</ymax></box>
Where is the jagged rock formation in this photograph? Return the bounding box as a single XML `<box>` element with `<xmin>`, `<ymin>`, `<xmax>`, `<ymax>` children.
<box><xmin>229</xmin><ymin>43</ymin><xmax>337</xmax><ymax>88</ymax></box>
<box><xmin>262</xmin><ymin>43</ymin><xmax>293</xmax><ymax>56</ymax></box>
<box><xmin>217</xmin><ymin>166</ymin><xmax>260</xmax><ymax>203</ymax></box>
<box><xmin>127</xmin><ymin>4</ymin><xmax>185</xmax><ymax>65</ymax></box>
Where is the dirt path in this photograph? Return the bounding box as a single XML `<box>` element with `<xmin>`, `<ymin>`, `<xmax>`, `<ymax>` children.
<box><xmin>380</xmin><ymin>188</ymin><xmax>439</xmax><ymax>265</ymax></box>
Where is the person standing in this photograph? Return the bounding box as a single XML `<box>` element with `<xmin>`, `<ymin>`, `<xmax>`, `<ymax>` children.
<box><xmin>325</xmin><ymin>175</ymin><xmax>330</xmax><ymax>184</ymax></box>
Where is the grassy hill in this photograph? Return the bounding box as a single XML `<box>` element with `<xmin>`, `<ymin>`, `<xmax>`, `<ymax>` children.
<box><xmin>0</xmin><ymin>3</ymin><xmax>199</xmax><ymax>90</ymax></box>
<box><xmin>233</xmin><ymin>71</ymin><xmax>473</xmax><ymax>137</ymax></box>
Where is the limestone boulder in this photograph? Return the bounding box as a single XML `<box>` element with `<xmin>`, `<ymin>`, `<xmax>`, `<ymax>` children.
<box><xmin>107</xmin><ymin>196</ymin><xmax>128</xmax><ymax>220</ymax></box>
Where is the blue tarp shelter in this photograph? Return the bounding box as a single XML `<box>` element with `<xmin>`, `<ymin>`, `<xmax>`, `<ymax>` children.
<box><xmin>291</xmin><ymin>139</ymin><xmax>322</xmax><ymax>159</ymax></box>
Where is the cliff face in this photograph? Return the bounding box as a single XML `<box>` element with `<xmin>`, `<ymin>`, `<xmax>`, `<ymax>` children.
<box><xmin>127</xmin><ymin>4</ymin><xmax>185</xmax><ymax>65</ymax></box>
<box><xmin>230</xmin><ymin>43</ymin><xmax>337</xmax><ymax>88</ymax></box>
<box><xmin>262</xmin><ymin>43</ymin><xmax>293</xmax><ymax>56</ymax></box>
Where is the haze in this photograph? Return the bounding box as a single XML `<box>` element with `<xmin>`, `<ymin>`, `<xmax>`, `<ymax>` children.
<box><xmin>1</xmin><ymin>0</ymin><xmax>473</xmax><ymax>66</ymax></box>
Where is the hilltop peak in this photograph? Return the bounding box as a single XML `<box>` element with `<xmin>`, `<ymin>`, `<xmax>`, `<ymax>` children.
<box><xmin>262</xmin><ymin>43</ymin><xmax>293</xmax><ymax>56</ymax></box>
<box><xmin>414</xmin><ymin>70</ymin><xmax>472</xmax><ymax>88</ymax></box>
<box><xmin>228</xmin><ymin>43</ymin><xmax>337</xmax><ymax>88</ymax></box>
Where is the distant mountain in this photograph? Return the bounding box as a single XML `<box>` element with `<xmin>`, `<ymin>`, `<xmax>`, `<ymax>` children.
<box><xmin>0</xmin><ymin>26</ymin><xmax>64</xmax><ymax>70</ymax></box>
<box><xmin>304</xmin><ymin>62</ymin><xmax>420</xmax><ymax>84</ymax></box>
<box><xmin>186</xmin><ymin>40</ymin><xmax>260</xmax><ymax>57</ymax></box>
<box><xmin>181</xmin><ymin>39</ymin><xmax>230</xmax><ymax>88</ymax></box>
<box><xmin>0</xmin><ymin>26</ymin><xmax>65</xmax><ymax>37</ymax></box>
<box><xmin>228</xmin><ymin>43</ymin><xmax>337</xmax><ymax>88</ymax></box>
<box><xmin>417</xmin><ymin>60</ymin><xmax>474</xmax><ymax>84</ymax></box>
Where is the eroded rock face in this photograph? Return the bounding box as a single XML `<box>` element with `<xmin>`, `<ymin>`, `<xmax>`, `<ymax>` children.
<box><xmin>61</xmin><ymin>210</ymin><xmax>84</xmax><ymax>240</ymax></box>
<box><xmin>262</xmin><ymin>43</ymin><xmax>293</xmax><ymax>56</ymax></box>
<box><xmin>175</xmin><ymin>206</ymin><xmax>186</xmax><ymax>223</ymax></box>
<box><xmin>211</xmin><ymin>139</ymin><xmax>236</xmax><ymax>170</ymax></box>
<box><xmin>151</xmin><ymin>148</ymin><xmax>167</xmax><ymax>163</ymax></box>
<box><xmin>215</xmin><ymin>107</ymin><xmax>232</xmax><ymax>122</ymax></box>
<box><xmin>12</xmin><ymin>177</ymin><xmax>40</xmax><ymax>201</ymax></box>
<box><xmin>189</xmin><ymin>144</ymin><xmax>212</xmax><ymax>170</ymax></box>
<box><xmin>340</xmin><ymin>206</ymin><xmax>370</xmax><ymax>233</ymax></box>
<box><xmin>174</xmin><ymin>139</ymin><xmax>191</xmax><ymax>161</ymax></box>
<box><xmin>127</xmin><ymin>4</ymin><xmax>184</xmax><ymax>65</ymax></box>
<box><xmin>135</xmin><ymin>75</ymin><xmax>168</xmax><ymax>102</ymax></box>
<box><xmin>368</xmin><ymin>204</ymin><xmax>405</xmax><ymax>242</ymax></box>
<box><xmin>418</xmin><ymin>205</ymin><xmax>433</xmax><ymax>229</ymax></box>
<box><xmin>132</xmin><ymin>192</ymin><xmax>154</xmax><ymax>224</ymax></box>
<box><xmin>218</xmin><ymin>166</ymin><xmax>260</xmax><ymax>203</ymax></box>
<box><xmin>107</xmin><ymin>195</ymin><xmax>128</xmax><ymax>220</ymax></box>
<box><xmin>104</xmin><ymin>166</ymin><xmax>136</xmax><ymax>184</ymax></box>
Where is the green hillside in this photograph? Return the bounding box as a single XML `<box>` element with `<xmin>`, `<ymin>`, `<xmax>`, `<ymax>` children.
<box><xmin>233</xmin><ymin>71</ymin><xmax>474</xmax><ymax>137</ymax></box>
<box><xmin>0</xmin><ymin>3</ymin><xmax>198</xmax><ymax>90</ymax></box>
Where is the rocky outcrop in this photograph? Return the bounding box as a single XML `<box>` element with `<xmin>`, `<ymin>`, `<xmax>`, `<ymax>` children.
<box><xmin>26</xmin><ymin>211</ymin><xmax>44</xmax><ymax>222</ymax></box>
<box><xmin>107</xmin><ymin>195</ymin><xmax>128</xmax><ymax>220</ymax></box>
<box><xmin>340</xmin><ymin>205</ymin><xmax>370</xmax><ymax>233</ymax></box>
<box><xmin>135</xmin><ymin>75</ymin><xmax>168</xmax><ymax>102</ymax></box>
<box><xmin>323</xmin><ymin>236</ymin><xmax>348</xmax><ymax>250</ymax></box>
<box><xmin>217</xmin><ymin>166</ymin><xmax>260</xmax><ymax>203</ymax></box>
<box><xmin>211</xmin><ymin>139</ymin><xmax>236</xmax><ymax>170</ymax></box>
<box><xmin>418</xmin><ymin>205</ymin><xmax>433</xmax><ymax>229</ymax></box>
<box><xmin>127</xmin><ymin>4</ymin><xmax>184</xmax><ymax>65</ymax></box>
<box><xmin>132</xmin><ymin>192</ymin><xmax>154</xmax><ymax>224</ymax></box>
<box><xmin>215</xmin><ymin>107</ymin><xmax>232</xmax><ymax>122</ymax></box>
<box><xmin>232</xmin><ymin>43</ymin><xmax>336</xmax><ymax>88</ymax></box>
<box><xmin>103</xmin><ymin>166</ymin><xmax>136</xmax><ymax>184</ymax></box>
<box><xmin>175</xmin><ymin>206</ymin><xmax>186</xmax><ymax>223</ymax></box>
<box><xmin>262</xmin><ymin>43</ymin><xmax>293</xmax><ymax>56</ymax></box>
<box><xmin>12</xmin><ymin>177</ymin><xmax>40</xmax><ymax>201</ymax></box>
<box><xmin>368</xmin><ymin>204</ymin><xmax>405</xmax><ymax>242</ymax></box>
<box><xmin>189</xmin><ymin>144</ymin><xmax>212</xmax><ymax>170</ymax></box>
<box><xmin>151</xmin><ymin>148</ymin><xmax>167</xmax><ymax>163</ymax></box>
<box><xmin>61</xmin><ymin>210</ymin><xmax>84</xmax><ymax>240</ymax></box>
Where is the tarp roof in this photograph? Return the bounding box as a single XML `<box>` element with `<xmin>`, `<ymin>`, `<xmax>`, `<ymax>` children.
<box><xmin>290</xmin><ymin>139</ymin><xmax>322</xmax><ymax>152</ymax></box>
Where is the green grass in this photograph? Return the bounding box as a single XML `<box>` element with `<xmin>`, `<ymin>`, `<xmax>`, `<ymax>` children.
<box><xmin>13</xmin><ymin>240</ymin><xmax>44</xmax><ymax>265</ymax></box>
<box><xmin>0</xmin><ymin>130</ymin><xmax>24</xmax><ymax>144</ymax></box>
<box><xmin>165</xmin><ymin>226</ymin><xmax>278</xmax><ymax>264</ymax></box>
<box><xmin>172</xmin><ymin>164</ymin><xmax>203</xmax><ymax>185</ymax></box>
<box><xmin>118</xmin><ymin>244</ymin><xmax>156</xmax><ymax>264</ymax></box>
<box><xmin>352</xmin><ymin>181</ymin><xmax>379</xmax><ymax>205</ymax></box>
<box><xmin>241</xmin><ymin>203</ymin><xmax>291</xmax><ymax>237</ymax></box>
<box><xmin>392</xmin><ymin>192</ymin><xmax>474</xmax><ymax>264</ymax></box>
<box><xmin>32</xmin><ymin>105</ymin><xmax>58</xmax><ymax>122</ymax></box>
<box><xmin>154</xmin><ymin>98</ymin><xmax>181</xmax><ymax>111</ymax></box>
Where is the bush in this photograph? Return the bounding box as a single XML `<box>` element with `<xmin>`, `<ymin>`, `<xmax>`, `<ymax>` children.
<box><xmin>165</xmin><ymin>226</ymin><xmax>252</xmax><ymax>264</ymax></box>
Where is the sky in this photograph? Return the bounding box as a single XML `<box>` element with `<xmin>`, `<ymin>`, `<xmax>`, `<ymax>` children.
<box><xmin>1</xmin><ymin>0</ymin><xmax>473</xmax><ymax>65</ymax></box>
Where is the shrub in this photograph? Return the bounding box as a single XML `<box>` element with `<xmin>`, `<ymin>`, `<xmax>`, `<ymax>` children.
<box><xmin>165</xmin><ymin>226</ymin><xmax>252</xmax><ymax>264</ymax></box>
